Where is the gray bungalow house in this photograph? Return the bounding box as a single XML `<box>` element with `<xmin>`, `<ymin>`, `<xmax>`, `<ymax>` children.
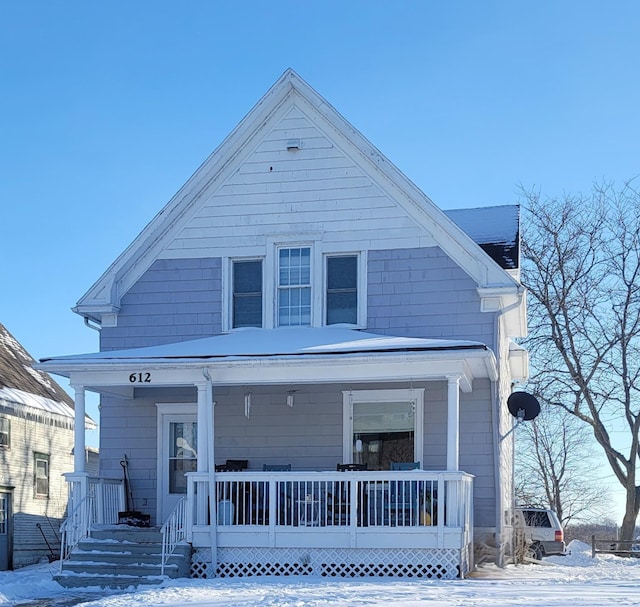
<box><xmin>38</xmin><ymin>69</ymin><xmax>528</xmax><ymax>582</ymax></box>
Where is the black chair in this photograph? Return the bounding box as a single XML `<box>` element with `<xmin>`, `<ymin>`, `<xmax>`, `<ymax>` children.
<box><xmin>328</xmin><ymin>463</ymin><xmax>368</xmax><ymax>525</ymax></box>
<box><xmin>225</xmin><ymin>459</ymin><xmax>248</xmax><ymax>471</ymax></box>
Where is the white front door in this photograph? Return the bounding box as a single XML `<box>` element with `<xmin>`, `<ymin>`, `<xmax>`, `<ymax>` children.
<box><xmin>157</xmin><ymin>404</ymin><xmax>197</xmax><ymax>523</ymax></box>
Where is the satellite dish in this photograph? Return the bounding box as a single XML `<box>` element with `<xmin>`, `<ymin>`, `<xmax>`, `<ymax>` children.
<box><xmin>507</xmin><ymin>392</ymin><xmax>540</xmax><ymax>421</ymax></box>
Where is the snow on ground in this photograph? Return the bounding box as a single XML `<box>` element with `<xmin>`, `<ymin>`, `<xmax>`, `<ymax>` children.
<box><xmin>2</xmin><ymin>541</ymin><xmax>640</xmax><ymax>607</ymax></box>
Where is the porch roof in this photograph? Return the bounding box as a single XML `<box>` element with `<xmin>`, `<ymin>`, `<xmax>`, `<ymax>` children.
<box><xmin>36</xmin><ymin>328</ymin><xmax>497</xmax><ymax>391</ymax></box>
<box><xmin>41</xmin><ymin>327</ymin><xmax>487</xmax><ymax>364</ymax></box>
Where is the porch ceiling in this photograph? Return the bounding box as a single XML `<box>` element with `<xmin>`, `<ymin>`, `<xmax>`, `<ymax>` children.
<box><xmin>36</xmin><ymin>327</ymin><xmax>497</xmax><ymax>392</ymax></box>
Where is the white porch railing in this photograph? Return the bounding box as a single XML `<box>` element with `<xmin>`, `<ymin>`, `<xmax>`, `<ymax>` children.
<box><xmin>185</xmin><ymin>470</ymin><xmax>473</xmax><ymax>547</ymax></box>
<box><xmin>61</xmin><ymin>474</ymin><xmax>125</xmax><ymax>564</ymax></box>
<box><xmin>161</xmin><ymin>497</ymin><xmax>188</xmax><ymax>575</ymax></box>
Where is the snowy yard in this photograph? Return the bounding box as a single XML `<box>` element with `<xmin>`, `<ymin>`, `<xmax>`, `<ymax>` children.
<box><xmin>2</xmin><ymin>541</ymin><xmax>640</xmax><ymax>607</ymax></box>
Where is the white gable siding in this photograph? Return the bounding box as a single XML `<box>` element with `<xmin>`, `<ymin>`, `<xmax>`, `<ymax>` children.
<box><xmin>162</xmin><ymin>106</ymin><xmax>434</xmax><ymax>259</ymax></box>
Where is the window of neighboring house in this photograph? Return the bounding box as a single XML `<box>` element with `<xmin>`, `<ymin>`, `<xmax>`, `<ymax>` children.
<box><xmin>233</xmin><ymin>259</ymin><xmax>263</xmax><ymax>328</ymax></box>
<box><xmin>278</xmin><ymin>247</ymin><xmax>311</xmax><ymax>326</ymax></box>
<box><xmin>34</xmin><ymin>453</ymin><xmax>50</xmax><ymax>498</ymax></box>
<box><xmin>0</xmin><ymin>417</ymin><xmax>9</xmax><ymax>448</ymax></box>
<box><xmin>326</xmin><ymin>255</ymin><xmax>358</xmax><ymax>325</ymax></box>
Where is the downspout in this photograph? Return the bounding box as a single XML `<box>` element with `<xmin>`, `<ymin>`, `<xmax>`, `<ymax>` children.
<box><xmin>83</xmin><ymin>316</ymin><xmax>101</xmax><ymax>332</ymax></box>
<box><xmin>491</xmin><ymin>287</ymin><xmax>525</xmax><ymax>567</ymax></box>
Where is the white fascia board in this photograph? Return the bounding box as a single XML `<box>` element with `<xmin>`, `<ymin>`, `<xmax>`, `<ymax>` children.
<box><xmin>38</xmin><ymin>349</ymin><xmax>497</xmax><ymax>395</ymax></box>
<box><xmin>477</xmin><ymin>286</ymin><xmax>527</xmax><ymax>338</ymax></box>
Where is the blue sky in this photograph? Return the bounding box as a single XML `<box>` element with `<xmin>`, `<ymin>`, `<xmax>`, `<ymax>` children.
<box><xmin>1</xmin><ymin>1</ymin><xmax>638</xmax><ymax>514</ymax></box>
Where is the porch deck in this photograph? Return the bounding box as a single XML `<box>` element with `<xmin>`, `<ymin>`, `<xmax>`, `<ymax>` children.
<box><xmin>187</xmin><ymin>470</ymin><xmax>474</xmax><ymax>578</ymax></box>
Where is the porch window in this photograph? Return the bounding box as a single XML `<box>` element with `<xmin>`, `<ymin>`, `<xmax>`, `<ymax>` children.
<box><xmin>278</xmin><ymin>247</ymin><xmax>311</xmax><ymax>326</ymax></box>
<box><xmin>168</xmin><ymin>422</ymin><xmax>198</xmax><ymax>494</ymax></box>
<box><xmin>233</xmin><ymin>259</ymin><xmax>263</xmax><ymax>328</ymax></box>
<box><xmin>34</xmin><ymin>453</ymin><xmax>49</xmax><ymax>498</ymax></box>
<box><xmin>344</xmin><ymin>389</ymin><xmax>424</xmax><ymax>470</ymax></box>
<box><xmin>326</xmin><ymin>255</ymin><xmax>358</xmax><ymax>325</ymax></box>
<box><xmin>0</xmin><ymin>417</ymin><xmax>9</xmax><ymax>448</ymax></box>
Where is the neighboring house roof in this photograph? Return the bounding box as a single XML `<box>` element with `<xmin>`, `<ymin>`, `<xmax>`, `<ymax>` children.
<box><xmin>73</xmin><ymin>68</ymin><xmax>522</xmax><ymax>326</ymax></box>
<box><xmin>444</xmin><ymin>205</ymin><xmax>519</xmax><ymax>270</ymax></box>
<box><xmin>0</xmin><ymin>323</ymin><xmax>95</xmax><ymax>426</ymax></box>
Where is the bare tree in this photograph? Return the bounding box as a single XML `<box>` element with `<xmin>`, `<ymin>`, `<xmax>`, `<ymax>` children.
<box><xmin>515</xmin><ymin>404</ymin><xmax>608</xmax><ymax>527</ymax></box>
<box><xmin>521</xmin><ymin>180</ymin><xmax>640</xmax><ymax>540</ymax></box>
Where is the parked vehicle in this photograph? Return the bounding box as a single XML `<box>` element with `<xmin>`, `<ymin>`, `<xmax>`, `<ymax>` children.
<box><xmin>515</xmin><ymin>507</ymin><xmax>565</xmax><ymax>560</ymax></box>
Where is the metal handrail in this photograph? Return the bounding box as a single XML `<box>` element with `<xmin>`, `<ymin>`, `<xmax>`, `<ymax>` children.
<box><xmin>59</xmin><ymin>495</ymin><xmax>94</xmax><ymax>570</ymax></box>
<box><xmin>161</xmin><ymin>497</ymin><xmax>188</xmax><ymax>575</ymax></box>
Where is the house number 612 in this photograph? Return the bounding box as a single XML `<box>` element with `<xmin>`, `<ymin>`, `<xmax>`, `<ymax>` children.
<box><xmin>129</xmin><ymin>372</ymin><xmax>151</xmax><ymax>383</ymax></box>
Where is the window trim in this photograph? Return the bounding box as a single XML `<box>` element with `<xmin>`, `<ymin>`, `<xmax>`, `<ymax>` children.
<box><xmin>342</xmin><ymin>388</ymin><xmax>424</xmax><ymax>466</ymax></box>
<box><xmin>34</xmin><ymin>452</ymin><xmax>50</xmax><ymax>499</ymax></box>
<box><xmin>0</xmin><ymin>417</ymin><xmax>9</xmax><ymax>449</ymax></box>
<box><xmin>324</xmin><ymin>252</ymin><xmax>366</xmax><ymax>327</ymax></box>
<box><xmin>231</xmin><ymin>258</ymin><xmax>264</xmax><ymax>329</ymax></box>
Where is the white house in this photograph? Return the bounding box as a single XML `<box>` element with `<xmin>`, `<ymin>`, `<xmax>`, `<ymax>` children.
<box><xmin>37</xmin><ymin>69</ymin><xmax>528</xmax><ymax>582</ymax></box>
<box><xmin>0</xmin><ymin>323</ymin><xmax>97</xmax><ymax>569</ymax></box>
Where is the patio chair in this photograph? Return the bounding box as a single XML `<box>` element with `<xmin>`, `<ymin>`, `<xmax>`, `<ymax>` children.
<box><xmin>386</xmin><ymin>463</ymin><xmax>420</xmax><ymax>526</ymax></box>
<box><xmin>254</xmin><ymin>463</ymin><xmax>292</xmax><ymax>525</ymax></box>
<box><xmin>328</xmin><ymin>463</ymin><xmax>368</xmax><ymax>525</ymax></box>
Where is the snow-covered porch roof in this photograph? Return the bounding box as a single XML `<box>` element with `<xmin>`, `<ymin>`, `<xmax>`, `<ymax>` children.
<box><xmin>36</xmin><ymin>327</ymin><xmax>497</xmax><ymax>394</ymax></box>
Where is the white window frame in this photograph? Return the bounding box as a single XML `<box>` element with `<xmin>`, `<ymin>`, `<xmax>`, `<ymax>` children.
<box><xmin>223</xmin><ymin>236</ymin><xmax>367</xmax><ymax>330</ymax></box>
<box><xmin>34</xmin><ymin>452</ymin><xmax>50</xmax><ymax>498</ymax></box>
<box><xmin>324</xmin><ymin>252</ymin><xmax>366</xmax><ymax>327</ymax></box>
<box><xmin>342</xmin><ymin>388</ymin><xmax>424</xmax><ymax>466</ymax></box>
<box><xmin>0</xmin><ymin>417</ymin><xmax>9</xmax><ymax>449</ymax></box>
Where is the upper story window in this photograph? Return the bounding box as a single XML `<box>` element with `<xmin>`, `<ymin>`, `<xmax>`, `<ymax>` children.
<box><xmin>233</xmin><ymin>259</ymin><xmax>263</xmax><ymax>328</ymax></box>
<box><xmin>34</xmin><ymin>452</ymin><xmax>50</xmax><ymax>498</ymax></box>
<box><xmin>0</xmin><ymin>417</ymin><xmax>9</xmax><ymax>448</ymax></box>
<box><xmin>278</xmin><ymin>247</ymin><xmax>311</xmax><ymax>326</ymax></box>
<box><xmin>326</xmin><ymin>255</ymin><xmax>358</xmax><ymax>325</ymax></box>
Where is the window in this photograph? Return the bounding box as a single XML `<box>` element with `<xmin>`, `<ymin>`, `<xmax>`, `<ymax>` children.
<box><xmin>168</xmin><ymin>422</ymin><xmax>198</xmax><ymax>494</ymax></box>
<box><xmin>278</xmin><ymin>247</ymin><xmax>311</xmax><ymax>326</ymax></box>
<box><xmin>34</xmin><ymin>453</ymin><xmax>50</xmax><ymax>498</ymax></box>
<box><xmin>326</xmin><ymin>255</ymin><xmax>358</xmax><ymax>325</ymax></box>
<box><xmin>233</xmin><ymin>260</ymin><xmax>263</xmax><ymax>328</ymax></box>
<box><xmin>0</xmin><ymin>417</ymin><xmax>9</xmax><ymax>448</ymax></box>
<box><xmin>343</xmin><ymin>389</ymin><xmax>424</xmax><ymax>470</ymax></box>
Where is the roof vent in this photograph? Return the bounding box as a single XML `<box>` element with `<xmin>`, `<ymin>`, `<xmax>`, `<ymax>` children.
<box><xmin>286</xmin><ymin>139</ymin><xmax>301</xmax><ymax>151</ymax></box>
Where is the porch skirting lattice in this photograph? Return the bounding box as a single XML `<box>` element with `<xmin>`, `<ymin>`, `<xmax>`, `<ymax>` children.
<box><xmin>191</xmin><ymin>547</ymin><xmax>465</xmax><ymax>579</ymax></box>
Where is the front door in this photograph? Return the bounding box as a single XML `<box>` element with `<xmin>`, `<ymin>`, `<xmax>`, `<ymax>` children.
<box><xmin>0</xmin><ymin>491</ymin><xmax>11</xmax><ymax>570</ymax></box>
<box><xmin>157</xmin><ymin>405</ymin><xmax>197</xmax><ymax>523</ymax></box>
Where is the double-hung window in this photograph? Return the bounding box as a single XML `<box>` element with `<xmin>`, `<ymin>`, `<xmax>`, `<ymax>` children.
<box><xmin>326</xmin><ymin>255</ymin><xmax>358</xmax><ymax>325</ymax></box>
<box><xmin>0</xmin><ymin>417</ymin><xmax>9</xmax><ymax>448</ymax></box>
<box><xmin>34</xmin><ymin>453</ymin><xmax>50</xmax><ymax>498</ymax></box>
<box><xmin>278</xmin><ymin>247</ymin><xmax>311</xmax><ymax>326</ymax></box>
<box><xmin>232</xmin><ymin>260</ymin><xmax>263</xmax><ymax>328</ymax></box>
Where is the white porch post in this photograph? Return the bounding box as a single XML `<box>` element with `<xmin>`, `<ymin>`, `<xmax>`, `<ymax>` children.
<box><xmin>72</xmin><ymin>384</ymin><xmax>86</xmax><ymax>473</ymax></box>
<box><xmin>446</xmin><ymin>375</ymin><xmax>461</xmax><ymax>471</ymax></box>
<box><xmin>196</xmin><ymin>383</ymin><xmax>209</xmax><ymax>471</ymax></box>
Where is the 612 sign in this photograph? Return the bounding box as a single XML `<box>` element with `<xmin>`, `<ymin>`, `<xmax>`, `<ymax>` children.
<box><xmin>129</xmin><ymin>372</ymin><xmax>151</xmax><ymax>384</ymax></box>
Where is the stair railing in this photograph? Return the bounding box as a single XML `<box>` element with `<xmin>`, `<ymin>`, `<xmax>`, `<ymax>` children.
<box><xmin>161</xmin><ymin>497</ymin><xmax>188</xmax><ymax>576</ymax></box>
<box><xmin>59</xmin><ymin>495</ymin><xmax>94</xmax><ymax>570</ymax></box>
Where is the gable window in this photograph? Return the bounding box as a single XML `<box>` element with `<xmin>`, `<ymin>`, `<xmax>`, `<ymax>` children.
<box><xmin>233</xmin><ymin>259</ymin><xmax>263</xmax><ymax>328</ymax></box>
<box><xmin>0</xmin><ymin>417</ymin><xmax>9</xmax><ymax>448</ymax></box>
<box><xmin>326</xmin><ymin>255</ymin><xmax>358</xmax><ymax>325</ymax></box>
<box><xmin>278</xmin><ymin>247</ymin><xmax>311</xmax><ymax>326</ymax></box>
<box><xmin>34</xmin><ymin>453</ymin><xmax>50</xmax><ymax>498</ymax></box>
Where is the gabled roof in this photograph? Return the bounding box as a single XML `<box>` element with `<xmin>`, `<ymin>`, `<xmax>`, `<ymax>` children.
<box><xmin>0</xmin><ymin>322</ymin><xmax>75</xmax><ymax>419</ymax></box>
<box><xmin>74</xmin><ymin>69</ymin><xmax>521</xmax><ymax>324</ymax></box>
<box><xmin>445</xmin><ymin>205</ymin><xmax>520</xmax><ymax>270</ymax></box>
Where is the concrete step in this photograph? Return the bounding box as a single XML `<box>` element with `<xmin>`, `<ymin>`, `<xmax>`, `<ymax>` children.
<box><xmin>56</xmin><ymin>527</ymin><xmax>192</xmax><ymax>589</ymax></box>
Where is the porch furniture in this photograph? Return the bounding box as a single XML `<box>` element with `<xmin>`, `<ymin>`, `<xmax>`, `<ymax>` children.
<box><xmin>263</xmin><ymin>464</ymin><xmax>292</xmax><ymax>471</ymax></box>
<box><xmin>328</xmin><ymin>463</ymin><xmax>368</xmax><ymax>525</ymax></box>
<box><xmin>390</xmin><ymin>461</ymin><xmax>421</xmax><ymax>470</ymax></box>
<box><xmin>256</xmin><ymin>464</ymin><xmax>292</xmax><ymax>524</ymax></box>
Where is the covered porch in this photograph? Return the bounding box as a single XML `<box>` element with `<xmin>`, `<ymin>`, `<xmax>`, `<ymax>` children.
<box><xmin>38</xmin><ymin>328</ymin><xmax>497</xmax><ymax>579</ymax></box>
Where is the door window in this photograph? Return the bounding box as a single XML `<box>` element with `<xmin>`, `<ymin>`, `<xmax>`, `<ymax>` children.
<box><xmin>168</xmin><ymin>422</ymin><xmax>198</xmax><ymax>494</ymax></box>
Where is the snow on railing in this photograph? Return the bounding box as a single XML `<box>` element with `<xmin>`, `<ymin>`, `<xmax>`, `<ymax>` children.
<box><xmin>161</xmin><ymin>497</ymin><xmax>187</xmax><ymax>576</ymax></box>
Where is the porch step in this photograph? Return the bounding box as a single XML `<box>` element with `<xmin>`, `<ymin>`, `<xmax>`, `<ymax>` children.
<box><xmin>55</xmin><ymin>526</ymin><xmax>192</xmax><ymax>589</ymax></box>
